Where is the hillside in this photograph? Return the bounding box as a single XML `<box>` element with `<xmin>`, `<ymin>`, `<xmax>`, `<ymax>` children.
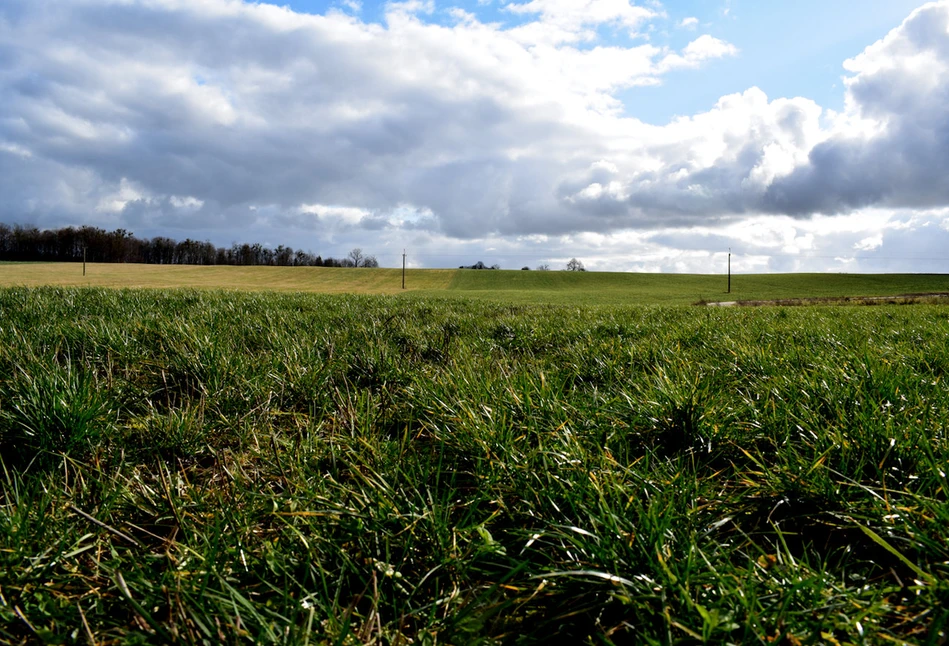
<box><xmin>2</xmin><ymin>262</ymin><xmax>949</xmax><ymax>305</ymax></box>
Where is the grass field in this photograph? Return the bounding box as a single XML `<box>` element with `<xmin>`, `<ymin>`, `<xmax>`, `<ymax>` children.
<box><xmin>3</xmin><ymin>262</ymin><xmax>949</xmax><ymax>305</ymax></box>
<box><xmin>445</xmin><ymin>269</ymin><xmax>949</xmax><ymax>305</ymax></box>
<box><xmin>1</xmin><ymin>287</ymin><xmax>948</xmax><ymax>643</ymax></box>
<box><xmin>0</xmin><ymin>263</ymin><xmax>454</xmax><ymax>295</ymax></box>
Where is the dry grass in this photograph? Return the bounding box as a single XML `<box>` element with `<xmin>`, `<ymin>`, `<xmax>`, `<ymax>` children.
<box><xmin>0</xmin><ymin>262</ymin><xmax>454</xmax><ymax>294</ymax></box>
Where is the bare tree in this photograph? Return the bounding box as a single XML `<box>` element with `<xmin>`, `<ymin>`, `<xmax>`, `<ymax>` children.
<box><xmin>348</xmin><ymin>248</ymin><xmax>365</xmax><ymax>267</ymax></box>
<box><xmin>362</xmin><ymin>255</ymin><xmax>379</xmax><ymax>268</ymax></box>
<box><xmin>565</xmin><ymin>258</ymin><xmax>586</xmax><ymax>271</ymax></box>
<box><xmin>536</xmin><ymin>263</ymin><xmax>550</xmax><ymax>271</ymax></box>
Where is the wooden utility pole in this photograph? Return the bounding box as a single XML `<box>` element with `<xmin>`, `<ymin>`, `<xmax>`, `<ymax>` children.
<box><xmin>83</xmin><ymin>247</ymin><xmax>86</xmax><ymax>277</ymax></box>
<box><xmin>727</xmin><ymin>248</ymin><xmax>731</xmax><ymax>294</ymax></box>
<box><xmin>402</xmin><ymin>250</ymin><xmax>406</xmax><ymax>290</ymax></box>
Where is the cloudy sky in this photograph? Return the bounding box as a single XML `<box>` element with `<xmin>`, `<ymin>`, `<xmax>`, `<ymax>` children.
<box><xmin>2</xmin><ymin>0</ymin><xmax>948</xmax><ymax>272</ymax></box>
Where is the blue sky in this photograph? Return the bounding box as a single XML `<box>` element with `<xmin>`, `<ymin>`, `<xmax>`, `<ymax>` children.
<box><xmin>1</xmin><ymin>0</ymin><xmax>949</xmax><ymax>272</ymax></box>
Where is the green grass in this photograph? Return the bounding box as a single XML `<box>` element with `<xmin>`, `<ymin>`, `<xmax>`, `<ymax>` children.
<box><xmin>3</xmin><ymin>262</ymin><xmax>949</xmax><ymax>305</ymax></box>
<box><xmin>445</xmin><ymin>270</ymin><xmax>949</xmax><ymax>305</ymax></box>
<box><xmin>1</xmin><ymin>287</ymin><xmax>948</xmax><ymax>643</ymax></box>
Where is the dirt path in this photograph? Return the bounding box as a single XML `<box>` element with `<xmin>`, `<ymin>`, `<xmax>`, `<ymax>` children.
<box><xmin>701</xmin><ymin>292</ymin><xmax>949</xmax><ymax>307</ymax></box>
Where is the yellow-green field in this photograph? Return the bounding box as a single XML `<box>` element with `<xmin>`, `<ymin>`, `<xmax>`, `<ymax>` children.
<box><xmin>2</xmin><ymin>261</ymin><xmax>949</xmax><ymax>304</ymax></box>
<box><xmin>0</xmin><ymin>262</ymin><xmax>453</xmax><ymax>294</ymax></box>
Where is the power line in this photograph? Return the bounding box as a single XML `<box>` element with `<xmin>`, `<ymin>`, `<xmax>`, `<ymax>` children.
<box><xmin>735</xmin><ymin>252</ymin><xmax>949</xmax><ymax>261</ymax></box>
<box><xmin>391</xmin><ymin>251</ymin><xmax>949</xmax><ymax>262</ymax></box>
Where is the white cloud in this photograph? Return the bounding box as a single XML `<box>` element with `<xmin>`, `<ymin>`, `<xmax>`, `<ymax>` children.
<box><xmin>678</xmin><ymin>16</ymin><xmax>698</xmax><ymax>30</ymax></box>
<box><xmin>854</xmin><ymin>234</ymin><xmax>883</xmax><ymax>251</ymax></box>
<box><xmin>504</xmin><ymin>0</ymin><xmax>657</xmax><ymax>45</ymax></box>
<box><xmin>298</xmin><ymin>204</ymin><xmax>372</xmax><ymax>225</ymax></box>
<box><xmin>97</xmin><ymin>179</ymin><xmax>146</xmax><ymax>214</ymax></box>
<box><xmin>0</xmin><ymin>141</ymin><xmax>32</xmax><ymax>158</ymax></box>
<box><xmin>387</xmin><ymin>0</ymin><xmax>435</xmax><ymax>15</ymax></box>
<box><xmin>657</xmin><ymin>35</ymin><xmax>738</xmax><ymax>71</ymax></box>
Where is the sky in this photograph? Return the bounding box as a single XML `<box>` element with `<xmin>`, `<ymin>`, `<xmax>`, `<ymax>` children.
<box><xmin>1</xmin><ymin>0</ymin><xmax>948</xmax><ymax>273</ymax></box>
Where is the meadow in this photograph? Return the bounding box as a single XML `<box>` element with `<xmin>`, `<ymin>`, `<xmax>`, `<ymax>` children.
<box><xmin>0</xmin><ymin>278</ymin><xmax>948</xmax><ymax>643</ymax></box>
<box><xmin>3</xmin><ymin>261</ymin><xmax>949</xmax><ymax>304</ymax></box>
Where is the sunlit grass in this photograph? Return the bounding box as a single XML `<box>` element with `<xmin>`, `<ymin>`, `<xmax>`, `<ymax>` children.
<box><xmin>1</xmin><ymin>287</ymin><xmax>948</xmax><ymax>643</ymax></box>
<box><xmin>0</xmin><ymin>263</ymin><xmax>453</xmax><ymax>294</ymax></box>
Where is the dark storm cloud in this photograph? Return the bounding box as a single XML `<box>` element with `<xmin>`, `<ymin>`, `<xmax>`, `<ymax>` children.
<box><xmin>763</xmin><ymin>107</ymin><xmax>949</xmax><ymax>216</ymax></box>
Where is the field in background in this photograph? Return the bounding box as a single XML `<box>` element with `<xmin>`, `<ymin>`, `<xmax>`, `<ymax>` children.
<box><xmin>1</xmin><ymin>287</ymin><xmax>948</xmax><ymax>643</ymax></box>
<box><xmin>0</xmin><ymin>262</ymin><xmax>453</xmax><ymax>294</ymax></box>
<box><xmin>446</xmin><ymin>269</ymin><xmax>949</xmax><ymax>305</ymax></box>
<box><xmin>3</xmin><ymin>261</ymin><xmax>949</xmax><ymax>304</ymax></box>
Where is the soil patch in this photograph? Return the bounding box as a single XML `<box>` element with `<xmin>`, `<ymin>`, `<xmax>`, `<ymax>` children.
<box><xmin>699</xmin><ymin>292</ymin><xmax>949</xmax><ymax>307</ymax></box>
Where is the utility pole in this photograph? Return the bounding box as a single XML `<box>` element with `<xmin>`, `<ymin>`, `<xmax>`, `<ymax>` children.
<box><xmin>83</xmin><ymin>246</ymin><xmax>86</xmax><ymax>277</ymax></box>
<box><xmin>402</xmin><ymin>249</ymin><xmax>406</xmax><ymax>290</ymax></box>
<box><xmin>727</xmin><ymin>248</ymin><xmax>731</xmax><ymax>294</ymax></box>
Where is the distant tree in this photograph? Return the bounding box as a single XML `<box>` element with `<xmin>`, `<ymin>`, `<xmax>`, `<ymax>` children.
<box><xmin>521</xmin><ymin>266</ymin><xmax>530</xmax><ymax>270</ymax></box>
<box><xmin>536</xmin><ymin>264</ymin><xmax>550</xmax><ymax>271</ymax></box>
<box><xmin>348</xmin><ymin>248</ymin><xmax>365</xmax><ymax>267</ymax></box>
<box><xmin>565</xmin><ymin>258</ymin><xmax>586</xmax><ymax>272</ymax></box>
<box><xmin>235</xmin><ymin>243</ymin><xmax>254</xmax><ymax>265</ymax></box>
<box><xmin>362</xmin><ymin>255</ymin><xmax>379</xmax><ymax>268</ymax></box>
<box><xmin>274</xmin><ymin>245</ymin><xmax>293</xmax><ymax>266</ymax></box>
<box><xmin>0</xmin><ymin>221</ymin><xmax>352</xmax><ymax>269</ymax></box>
<box><xmin>490</xmin><ymin>263</ymin><xmax>500</xmax><ymax>270</ymax></box>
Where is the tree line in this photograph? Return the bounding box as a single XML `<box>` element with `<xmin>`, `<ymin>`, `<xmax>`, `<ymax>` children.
<box><xmin>464</xmin><ymin>258</ymin><xmax>585</xmax><ymax>271</ymax></box>
<box><xmin>0</xmin><ymin>224</ymin><xmax>377</xmax><ymax>267</ymax></box>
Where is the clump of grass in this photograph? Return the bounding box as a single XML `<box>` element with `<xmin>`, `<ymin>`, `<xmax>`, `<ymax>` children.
<box><xmin>0</xmin><ymin>356</ymin><xmax>115</xmax><ymax>468</ymax></box>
